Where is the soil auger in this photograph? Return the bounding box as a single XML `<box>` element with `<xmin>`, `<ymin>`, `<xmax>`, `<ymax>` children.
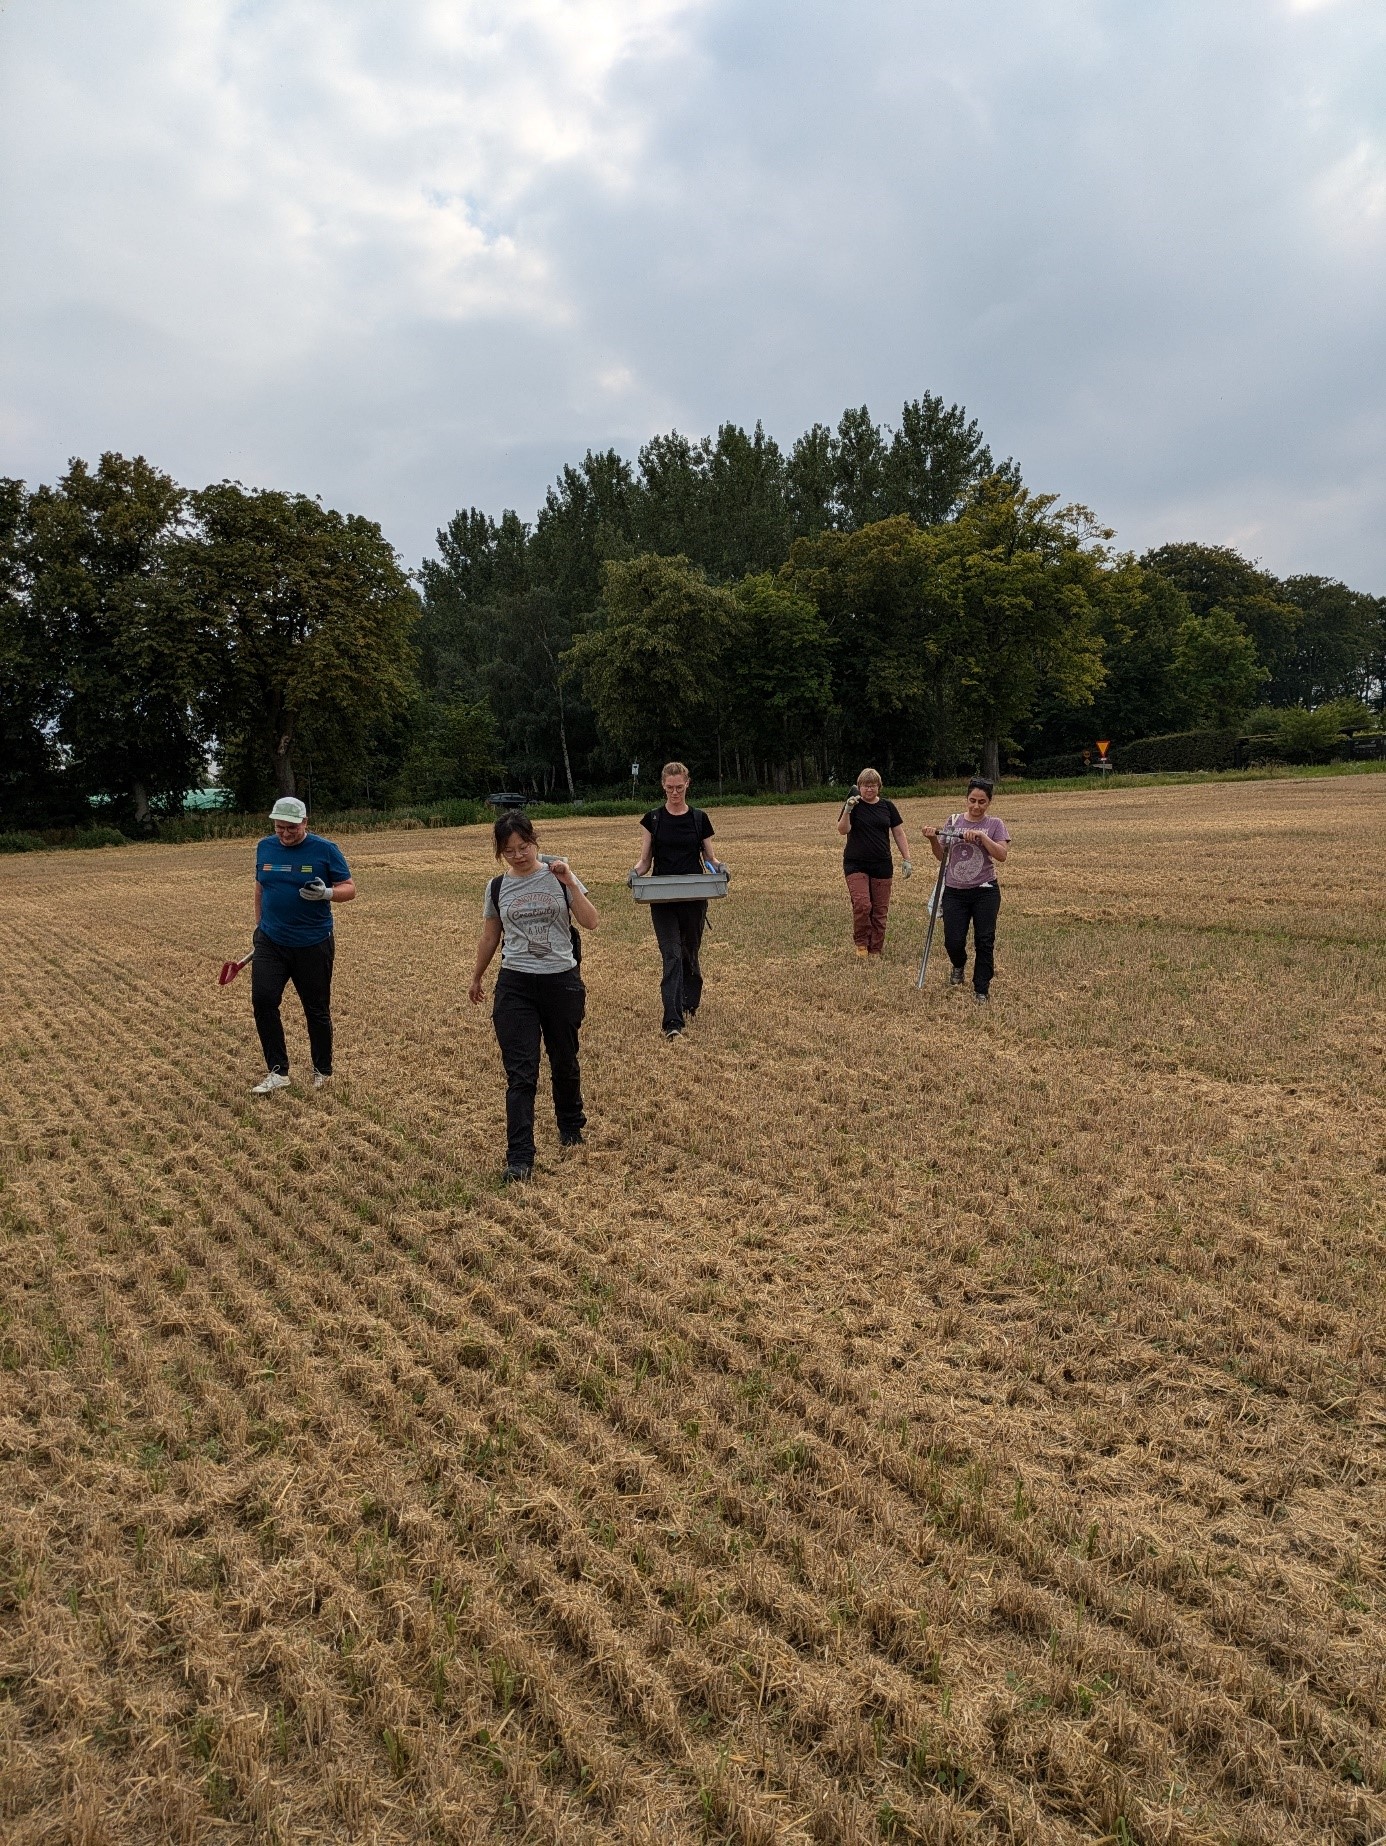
<box><xmin>915</xmin><ymin>823</ymin><xmax>966</xmax><ymax>989</ymax></box>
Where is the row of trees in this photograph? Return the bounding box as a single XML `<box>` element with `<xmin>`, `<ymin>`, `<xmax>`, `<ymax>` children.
<box><xmin>416</xmin><ymin>399</ymin><xmax>1384</xmax><ymax>791</ymax></box>
<box><xmin>3</xmin><ymin>396</ymin><xmax>1383</xmax><ymax>827</ymax></box>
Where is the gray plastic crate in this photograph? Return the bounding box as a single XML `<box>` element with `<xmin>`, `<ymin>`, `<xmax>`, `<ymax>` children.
<box><xmin>630</xmin><ymin>869</ymin><xmax>729</xmax><ymax>903</ymax></box>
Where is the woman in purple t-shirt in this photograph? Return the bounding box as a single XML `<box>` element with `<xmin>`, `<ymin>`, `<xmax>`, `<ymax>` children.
<box><xmin>923</xmin><ymin>778</ymin><xmax>1010</xmax><ymax>1003</ymax></box>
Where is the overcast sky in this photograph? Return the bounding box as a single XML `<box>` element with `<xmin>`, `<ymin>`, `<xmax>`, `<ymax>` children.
<box><xmin>2</xmin><ymin>0</ymin><xmax>1383</xmax><ymax>587</ymax></box>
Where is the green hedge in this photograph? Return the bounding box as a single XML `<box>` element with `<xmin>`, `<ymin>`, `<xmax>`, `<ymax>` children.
<box><xmin>1113</xmin><ymin>729</ymin><xmax>1242</xmax><ymax>773</ymax></box>
<box><xmin>156</xmin><ymin>797</ymin><xmax>490</xmax><ymax>842</ymax></box>
<box><xmin>0</xmin><ymin>825</ymin><xmax>130</xmax><ymax>853</ymax></box>
<box><xmin>1021</xmin><ymin>752</ymin><xmax>1095</xmax><ymax>780</ymax></box>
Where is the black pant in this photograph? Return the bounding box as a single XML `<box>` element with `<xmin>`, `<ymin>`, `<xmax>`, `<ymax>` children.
<box><xmin>251</xmin><ymin>928</ymin><xmax>335</xmax><ymax>1074</ymax></box>
<box><xmin>492</xmin><ymin>968</ymin><xmax>586</xmax><ymax>1166</ymax></box>
<box><xmin>942</xmin><ymin>884</ymin><xmax>1001</xmax><ymax>995</ymax></box>
<box><xmin>650</xmin><ymin>901</ymin><xmax>707</xmax><ymax>1030</ymax></box>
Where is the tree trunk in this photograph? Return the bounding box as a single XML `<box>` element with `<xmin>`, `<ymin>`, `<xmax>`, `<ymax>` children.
<box><xmin>555</xmin><ymin>680</ymin><xmax>575</xmax><ymax>798</ymax></box>
<box><xmin>537</xmin><ymin>624</ymin><xmax>576</xmax><ymax>800</ymax></box>
<box><xmin>132</xmin><ymin>780</ymin><xmax>150</xmax><ymax>828</ymax></box>
<box><xmin>274</xmin><ymin>734</ymin><xmax>296</xmax><ymax>796</ymax></box>
<box><xmin>981</xmin><ymin>732</ymin><xmax>1001</xmax><ymax>781</ymax></box>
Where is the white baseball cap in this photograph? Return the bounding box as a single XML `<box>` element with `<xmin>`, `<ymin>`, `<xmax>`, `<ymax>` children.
<box><xmin>269</xmin><ymin>797</ymin><xmax>308</xmax><ymax>823</ymax></box>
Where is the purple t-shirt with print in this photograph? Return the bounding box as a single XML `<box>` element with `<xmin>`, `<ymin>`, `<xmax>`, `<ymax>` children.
<box><xmin>941</xmin><ymin>813</ymin><xmax>1009</xmax><ymax>889</ymax></box>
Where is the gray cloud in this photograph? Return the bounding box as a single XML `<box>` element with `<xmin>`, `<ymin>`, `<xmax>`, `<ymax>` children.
<box><xmin>1</xmin><ymin>0</ymin><xmax>1382</xmax><ymax>585</ymax></box>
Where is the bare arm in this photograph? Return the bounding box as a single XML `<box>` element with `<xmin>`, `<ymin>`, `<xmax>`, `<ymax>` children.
<box><xmin>964</xmin><ymin>830</ymin><xmax>1008</xmax><ymax>864</ymax></box>
<box><xmin>468</xmin><ymin>916</ymin><xmax>503</xmax><ymax>1004</ymax></box>
<box><xmin>568</xmin><ymin>889</ymin><xmax>598</xmax><ymax>929</ymax></box>
<box><xmin>632</xmin><ymin>823</ymin><xmax>654</xmax><ymax>876</ymax></box>
<box><xmin>331</xmin><ymin>878</ymin><xmax>356</xmax><ymax>903</ymax></box>
<box><xmin>890</xmin><ymin>823</ymin><xmax>912</xmax><ymax>862</ymax></box>
<box><xmin>546</xmin><ymin>858</ymin><xmax>598</xmax><ymax>931</ymax></box>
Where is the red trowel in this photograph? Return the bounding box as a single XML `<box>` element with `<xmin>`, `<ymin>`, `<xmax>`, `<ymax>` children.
<box><xmin>218</xmin><ymin>951</ymin><xmax>253</xmax><ymax>986</ymax></box>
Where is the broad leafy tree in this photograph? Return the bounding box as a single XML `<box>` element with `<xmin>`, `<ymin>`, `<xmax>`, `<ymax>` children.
<box><xmin>784</xmin><ymin>515</ymin><xmax>958</xmax><ymax>776</ymax></box>
<box><xmin>25</xmin><ymin>454</ymin><xmax>203</xmax><ymax>828</ymax></box>
<box><xmin>1024</xmin><ymin>560</ymin><xmax>1195</xmax><ymax>759</ymax></box>
<box><xmin>1279</xmin><ymin>575</ymin><xmax>1384</xmax><ymax>707</ymax></box>
<box><xmin>0</xmin><ymin>477</ymin><xmax>68</xmax><ymax>825</ymax></box>
<box><xmin>1143</xmin><ymin>542</ymin><xmax>1301</xmax><ymax>698</ymax></box>
<box><xmin>1172</xmin><ymin>605</ymin><xmax>1268</xmax><ymax>727</ymax></box>
<box><xmin>392</xmin><ymin>695</ymin><xmax>500</xmax><ymax>802</ymax></box>
<box><xmin>181</xmin><ymin>483</ymin><xmax>420</xmax><ymax>807</ymax></box>
<box><xmin>564</xmin><ymin>554</ymin><xmax>735</xmax><ymax>768</ymax></box>
<box><xmin>719</xmin><ymin>575</ymin><xmax>834</xmax><ymax>786</ymax></box>
<box><xmin>943</xmin><ymin>482</ymin><xmax>1109</xmax><ymax>780</ymax></box>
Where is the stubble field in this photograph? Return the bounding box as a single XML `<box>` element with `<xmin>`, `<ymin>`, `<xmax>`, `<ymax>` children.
<box><xmin>1</xmin><ymin>777</ymin><xmax>1383</xmax><ymax>1846</ymax></box>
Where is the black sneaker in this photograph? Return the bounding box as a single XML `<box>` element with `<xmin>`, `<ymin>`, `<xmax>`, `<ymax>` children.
<box><xmin>948</xmin><ymin>966</ymin><xmax>966</xmax><ymax>987</ymax></box>
<box><xmin>559</xmin><ymin>1131</ymin><xmax>585</xmax><ymax>1148</ymax></box>
<box><xmin>974</xmin><ymin>991</ymin><xmax>990</xmax><ymax>1006</ymax></box>
<box><xmin>663</xmin><ymin>1027</ymin><xmax>684</xmax><ymax>1041</ymax></box>
<box><xmin>501</xmin><ymin>1163</ymin><xmax>533</xmax><ymax>1184</ymax></box>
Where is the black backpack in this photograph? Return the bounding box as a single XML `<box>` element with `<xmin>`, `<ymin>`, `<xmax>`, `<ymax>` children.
<box><xmin>488</xmin><ymin>866</ymin><xmax>582</xmax><ymax>966</ymax></box>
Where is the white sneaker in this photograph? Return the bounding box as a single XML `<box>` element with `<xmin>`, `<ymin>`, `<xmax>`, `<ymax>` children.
<box><xmin>312</xmin><ymin>1069</ymin><xmax>330</xmax><ymax>1089</ymax></box>
<box><xmin>251</xmin><ymin>1071</ymin><xmax>291</xmax><ymax>1095</ymax></box>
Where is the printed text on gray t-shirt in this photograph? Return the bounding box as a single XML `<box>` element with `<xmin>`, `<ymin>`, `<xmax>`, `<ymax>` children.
<box><xmin>483</xmin><ymin>862</ymin><xmax>587</xmax><ymax>973</ymax></box>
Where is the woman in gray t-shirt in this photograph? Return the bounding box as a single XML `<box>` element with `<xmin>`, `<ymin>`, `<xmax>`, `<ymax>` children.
<box><xmin>923</xmin><ymin>777</ymin><xmax>1010</xmax><ymax>1002</ymax></box>
<box><xmin>469</xmin><ymin>811</ymin><xmax>599</xmax><ymax>1182</ymax></box>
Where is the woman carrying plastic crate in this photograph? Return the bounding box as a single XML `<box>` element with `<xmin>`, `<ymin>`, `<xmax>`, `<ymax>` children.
<box><xmin>632</xmin><ymin>762</ymin><xmax>719</xmax><ymax>1040</ymax></box>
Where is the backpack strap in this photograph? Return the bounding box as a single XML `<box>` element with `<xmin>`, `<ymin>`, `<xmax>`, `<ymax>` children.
<box><xmin>652</xmin><ymin>804</ymin><xmax>709</xmax><ymax>872</ymax></box>
<box><xmin>558</xmin><ymin>876</ymin><xmax>581</xmax><ymax>965</ymax></box>
<box><xmin>534</xmin><ymin>857</ymin><xmax>584</xmax><ymax>966</ymax></box>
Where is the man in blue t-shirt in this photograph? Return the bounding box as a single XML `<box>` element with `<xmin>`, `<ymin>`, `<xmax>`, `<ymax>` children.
<box><xmin>249</xmin><ymin>797</ymin><xmax>355</xmax><ymax>1093</ymax></box>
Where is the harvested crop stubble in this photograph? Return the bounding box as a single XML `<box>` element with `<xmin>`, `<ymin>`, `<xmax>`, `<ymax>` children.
<box><xmin>0</xmin><ymin>775</ymin><xmax>1383</xmax><ymax>1844</ymax></box>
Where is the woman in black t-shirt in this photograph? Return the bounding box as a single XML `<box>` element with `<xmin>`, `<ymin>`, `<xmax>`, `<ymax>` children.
<box><xmin>632</xmin><ymin>761</ymin><xmax>718</xmax><ymax>1039</ymax></box>
<box><xmin>836</xmin><ymin>767</ymin><xmax>913</xmax><ymax>958</ymax></box>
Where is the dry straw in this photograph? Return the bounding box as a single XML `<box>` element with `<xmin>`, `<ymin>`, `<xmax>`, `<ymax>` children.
<box><xmin>0</xmin><ymin>777</ymin><xmax>1382</xmax><ymax>1841</ymax></box>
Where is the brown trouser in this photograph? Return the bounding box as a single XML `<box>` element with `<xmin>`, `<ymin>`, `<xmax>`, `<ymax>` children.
<box><xmin>845</xmin><ymin>872</ymin><xmax>892</xmax><ymax>953</ymax></box>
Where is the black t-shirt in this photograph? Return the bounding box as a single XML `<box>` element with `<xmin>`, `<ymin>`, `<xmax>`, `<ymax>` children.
<box><xmin>642</xmin><ymin>805</ymin><xmax>714</xmax><ymax>876</ymax></box>
<box><xmin>842</xmin><ymin>796</ymin><xmax>902</xmax><ymax>878</ymax></box>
